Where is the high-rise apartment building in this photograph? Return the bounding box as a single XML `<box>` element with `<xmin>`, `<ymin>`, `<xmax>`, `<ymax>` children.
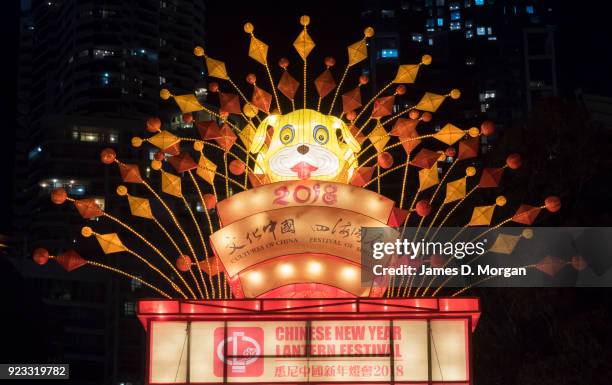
<box><xmin>12</xmin><ymin>1</ymin><xmax>206</xmax><ymax>384</ymax></box>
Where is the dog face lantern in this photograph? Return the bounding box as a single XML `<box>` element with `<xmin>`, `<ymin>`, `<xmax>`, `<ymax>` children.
<box><xmin>249</xmin><ymin>109</ymin><xmax>361</xmax><ymax>182</ymax></box>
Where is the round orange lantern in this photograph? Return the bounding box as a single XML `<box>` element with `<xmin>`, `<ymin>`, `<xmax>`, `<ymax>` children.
<box><xmin>415</xmin><ymin>200</ymin><xmax>431</xmax><ymax>217</ymax></box>
<box><xmin>100</xmin><ymin>148</ymin><xmax>116</xmax><ymax>164</ymax></box>
<box><xmin>506</xmin><ymin>153</ymin><xmax>522</xmax><ymax>169</ymax></box>
<box><xmin>176</xmin><ymin>255</ymin><xmax>192</xmax><ymax>272</ymax></box>
<box><xmin>146</xmin><ymin>117</ymin><xmax>161</xmax><ymax>132</ymax></box>
<box><xmin>51</xmin><ymin>188</ymin><xmax>67</xmax><ymax>205</ymax></box>
<box><xmin>32</xmin><ymin>248</ymin><xmax>49</xmax><ymax>265</ymax></box>
<box><xmin>544</xmin><ymin>196</ymin><xmax>561</xmax><ymax>212</ymax></box>
<box><xmin>229</xmin><ymin>160</ymin><xmax>246</xmax><ymax>175</ymax></box>
<box><xmin>203</xmin><ymin>194</ymin><xmax>217</xmax><ymax>210</ymax></box>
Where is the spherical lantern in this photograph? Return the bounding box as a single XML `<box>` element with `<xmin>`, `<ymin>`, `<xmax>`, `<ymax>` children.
<box><xmin>246</xmin><ymin>73</ymin><xmax>257</xmax><ymax>85</ymax></box>
<box><xmin>544</xmin><ymin>196</ymin><xmax>561</xmax><ymax>213</ymax></box>
<box><xmin>324</xmin><ymin>56</ymin><xmax>336</xmax><ymax>67</ymax></box>
<box><xmin>421</xmin><ymin>54</ymin><xmax>432</xmax><ymax>65</ymax></box>
<box><xmin>182</xmin><ymin>113</ymin><xmax>193</xmax><ymax>124</ymax></box>
<box><xmin>100</xmin><ymin>148</ymin><xmax>116</xmax><ymax>164</ymax></box>
<box><xmin>395</xmin><ymin>85</ymin><xmax>406</xmax><ymax>95</ymax></box>
<box><xmin>377</xmin><ymin>152</ymin><xmax>394</xmax><ymax>169</ymax></box>
<box><xmin>480</xmin><ymin>120</ymin><xmax>495</xmax><ymax>136</ymax></box>
<box><xmin>208</xmin><ymin>82</ymin><xmax>219</xmax><ymax>93</ymax></box>
<box><xmin>193</xmin><ymin>46</ymin><xmax>204</xmax><ymax>57</ymax></box>
<box><xmin>203</xmin><ymin>194</ymin><xmax>217</xmax><ymax>210</ymax></box>
<box><xmin>146</xmin><ymin>117</ymin><xmax>161</xmax><ymax>132</ymax></box>
<box><xmin>176</xmin><ymin>255</ymin><xmax>192</xmax><ymax>272</ymax></box>
<box><xmin>51</xmin><ymin>188</ymin><xmax>67</xmax><ymax>204</ymax></box>
<box><xmin>229</xmin><ymin>160</ymin><xmax>246</xmax><ymax>175</ymax></box>
<box><xmin>506</xmin><ymin>153</ymin><xmax>522</xmax><ymax>169</ymax></box>
<box><xmin>449</xmin><ymin>89</ymin><xmax>461</xmax><ymax>99</ymax></box>
<box><xmin>32</xmin><ymin>248</ymin><xmax>49</xmax><ymax>265</ymax></box>
<box><xmin>445</xmin><ymin>147</ymin><xmax>456</xmax><ymax>158</ymax></box>
<box><xmin>359</xmin><ymin>75</ymin><xmax>369</xmax><ymax>85</ymax></box>
<box><xmin>408</xmin><ymin>110</ymin><xmax>420</xmax><ymax>120</ymax></box>
<box><xmin>346</xmin><ymin>111</ymin><xmax>357</xmax><ymax>121</ymax></box>
<box><xmin>421</xmin><ymin>112</ymin><xmax>432</xmax><ymax>122</ymax></box>
<box><xmin>415</xmin><ymin>200</ymin><xmax>432</xmax><ymax>217</ymax></box>
<box><xmin>278</xmin><ymin>57</ymin><xmax>289</xmax><ymax>69</ymax></box>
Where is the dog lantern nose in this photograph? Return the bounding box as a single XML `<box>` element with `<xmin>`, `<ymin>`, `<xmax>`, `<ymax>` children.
<box><xmin>297</xmin><ymin>145</ymin><xmax>309</xmax><ymax>154</ymax></box>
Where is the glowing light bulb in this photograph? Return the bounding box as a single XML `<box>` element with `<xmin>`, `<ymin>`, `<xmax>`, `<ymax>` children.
<box><xmin>248</xmin><ymin>271</ymin><xmax>263</xmax><ymax>284</ymax></box>
<box><xmin>307</xmin><ymin>261</ymin><xmax>322</xmax><ymax>275</ymax></box>
<box><xmin>279</xmin><ymin>263</ymin><xmax>294</xmax><ymax>276</ymax></box>
<box><xmin>341</xmin><ymin>266</ymin><xmax>358</xmax><ymax>280</ymax></box>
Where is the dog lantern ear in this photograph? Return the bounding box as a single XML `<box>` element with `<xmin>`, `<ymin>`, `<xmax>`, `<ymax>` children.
<box><xmin>250</xmin><ymin>114</ymin><xmax>279</xmax><ymax>154</ymax></box>
<box><xmin>334</xmin><ymin>118</ymin><xmax>361</xmax><ymax>153</ymax></box>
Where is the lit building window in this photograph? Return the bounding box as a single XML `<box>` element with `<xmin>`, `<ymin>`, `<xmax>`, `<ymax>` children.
<box><xmin>450</xmin><ymin>21</ymin><xmax>461</xmax><ymax>30</ymax></box>
<box><xmin>475</xmin><ymin>0</ymin><xmax>484</xmax><ymax>5</ymax></box>
<box><xmin>381</xmin><ymin>9</ymin><xmax>395</xmax><ymax>18</ymax></box>
<box><xmin>449</xmin><ymin>1</ymin><xmax>460</xmax><ymax>10</ymax></box>
<box><xmin>464</xmin><ymin>0</ymin><xmax>471</xmax><ymax>7</ymax></box>
<box><xmin>124</xmin><ymin>301</ymin><xmax>136</xmax><ymax>316</ymax></box>
<box><xmin>109</xmin><ymin>133</ymin><xmax>118</xmax><ymax>143</ymax></box>
<box><xmin>479</xmin><ymin>90</ymin><xmax>496</xmax><ymax>101</ymax></box>
<box><xmin>526</xmin><ymin>5</ymin><xmax>534</xmax><ymax>14</ymax></box>
<box><xmin>465</xmin><ymin>19</ymin><xmax>473</xmax><ymax>28</ymax></box>
<box><xmin>159</xmin><ymin>76</ymin><xmax>166</xmax><ymax>85</ymax></box>
<box><xmin>437</xmin><ymin>18</ymin><xmax>444</xmax><ymax>26</ymax></box>
<box><xmin>380</xmin><ymin>49</ymin><xmax>398</xmax><ymax>58</ymax></box>
<box><xmin>487</xmin><ymin>27</ymin><xmax>493</xmax><ymax>35</ymax></box>
<box><xmin>426</xmin><ymin>18</ymin><xmax>435</xmax><ymax>28</ymax></box>
<box><xmin>131</xmin><ymin>277</ymin><xmax>142</xmax><ymax>291</ymax></box>
<box><xmin>28</xmin><ymin>146</ymin><xmax>43</xmax><ymax>160</ymax></box>
<box><xmin>465</xmin><ymin>57</ymin><xmax>475</xmax><ymax>65</ymax></box>
<box><xmin>412</xmin><ymin>33</ymin><xmax>423</xmax><ymax>42</ymax></box>
<box><xmin>196</xmin><ymin>202</ymin><xmax>204</xmax><ymax>212</ymax></box>
<box><xmin>451</xmin><ymin>11</ymin><xmax>461</xmax><ymax>20</ymax></box>
<box><xmin>466</xmin><ymin>30</ymin><xmax>474</xmax><ymax>38</ymax></box>
<box><xmin>428</xmin><ymin>38</ymin><xmax>434</xmax><ymax>46</ymax></box>
<box><xmin>488</xmin><ymin>36</ymin><xmax>497</xmax><ymax>41</ymax></box>
<box><xmin>101</xmin><ymin>72</ymin><xmax>110</xmax><ymax>86</ymax></box>
<box><xmin>93</xmin><ymin>49</ymin><xmax>114</xmax><ymax>58</ymax></box>
<box><xmin>476</xmin><ymin>27</ymin><xmax>486</xmax><ymax>35</ymax></box>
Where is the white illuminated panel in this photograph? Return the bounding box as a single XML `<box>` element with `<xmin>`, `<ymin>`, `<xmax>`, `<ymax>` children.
<box><xmin>150</xmin><ymin>321</ymin><xmax>188</xmax><ymax>383</ymax></box>
<box><xmin>430</xmin><ymin>319</ymin><xmax>469</xmax><ymax>381</ymax></box>
<box><xmin>149</xmin><ymin>319</ymin><xmax>470</xmax><ymax>384</ymax></box>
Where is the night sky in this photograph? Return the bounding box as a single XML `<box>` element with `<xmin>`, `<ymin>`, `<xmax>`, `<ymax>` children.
<box><xmin>1</xmin><ymin>1</ymin><xmax>610</xmax><ymax>232</ymax></box>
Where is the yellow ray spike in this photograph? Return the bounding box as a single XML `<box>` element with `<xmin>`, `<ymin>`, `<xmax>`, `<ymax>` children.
<box><xmin>205</xmin><ymin>57</ymin><xmax>229</xmax><ymax>80</ymax></box>
<box><xmin>127</xmin><ymin>195</ymin><xmax>153</xmax><ymax>219</ymax></box>
<box><xmin>148</xmin><ymin>130</ymin><xmax>180</xmax><ymax>150</ymax></box>
<box><xmin>161</xmin><ymin>171</ymin><xmax>182</xmax><ymax>197</ymax></box>
<box><xmin>444</xmin><ymin>177</ymin><xmax>466</xmax><ymax>204</ymax></box>
<box><xmin>415</xmin><ymin>92</ymin><xmax>447</xmax><ymax>112</ymax></box>
<box><xmin>367</xmin><ymin>123</ymin><xmax>390</xmax><ymax>153</ymax></box>
<box><xmin>418</xmin><ymin>165</ymin><xmax>439</xmax><ymax>191</ymax></box>
<box><xmin>393</xmin><ymin>64</ymin><xmax>420</xmax><ymax>83</ymax></box>
<box><xmin>95</xmin><ymin>233</ymin><xmax>126</xmax><ymax>254</ymax></box>
<box><xmin>468</xmin><ymin>205</ymin><xmax>496</xmax><ymax>226</ymax></box>
<box><xmin>173</xmin><ymin>94</ymin><xmax>204</xmax><ymax>113</ymax></box>
<box><xmin>248</xmin><ymin>35</ymin><xmax>269</xmax><ymax>65</ymax></box>
<box><xmin>489</xmin><ymin>234</ymin><xmax>521</xmax><ymax>254</ymax></box>
<box><xmin>196</xmin><ymin>154</ymin><xmax>217</xmax><ymax>184</ymax></box>
<box><xmin>293</xmin><ymin>29</ymin><xmax>315</xmax><ymax>60</ymax></box>
<box><xmin>434</xmin><ymin>123</ymin><xmax>465</xmax><ymax>145</ymax></box>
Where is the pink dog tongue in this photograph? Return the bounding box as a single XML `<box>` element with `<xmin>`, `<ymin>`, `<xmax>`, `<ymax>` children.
<box><xmin>290</xmin><ymin>162</ymin><xmax>318</xmax><ymax>180</ymax></box>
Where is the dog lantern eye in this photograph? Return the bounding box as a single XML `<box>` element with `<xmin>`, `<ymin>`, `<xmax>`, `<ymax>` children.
<box><xmin>279</xmin><ymin>125</ymin><xmax>295</xmax><ymax>144</ymax></box>
<box><xmin>313</xmin><ymin>125</ymin><xmax>329</xmax><ymax>144</ymax></box>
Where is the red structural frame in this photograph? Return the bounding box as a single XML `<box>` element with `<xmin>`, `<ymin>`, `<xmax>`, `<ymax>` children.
<box><xmin>138</xmin><ymin>297</ymin><xmax>480</xmax><ymax>385</ymax></box>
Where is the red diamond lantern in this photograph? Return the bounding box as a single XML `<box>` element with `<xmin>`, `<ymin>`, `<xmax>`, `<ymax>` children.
<box><xmin>371</xmin><ymin>95</ymin><xmax>395</xmax><ymax>119</ymax></box>
<box><xmin>219</xmin><ymin>92</ymin><xmax>241</xmax><ymax>115</ymax></box>
<box><xmin>478</xmin><ymin>168</ymin><xmax>504</xmax><ymax>188</ymax></box>
<box><xmin>314</xmin><ymin>69</ymin><xmax>336</xmax><ymax>98</ymax></box>
<box><xmin>55</xmin><ymin>249</ymin><xmax>87</xmax><ymax>272</ymax></box>
<box><xmin>74</xmin><ymin>198</ymin><xmax>104</xmax><ymax>219</ymax></box>
<box><xmin>168</xmin><ymin>152</ymin><xmax>197</xmax><ymax>173</ymax></box>
<box><xmin>118</xmin><ymin>163</ymin><xmax>143</xmax><ymax>183</ymax></box>
<box><xmin>410</xmin><ymin>148</ymin><xmax>439</xmax><ymax>169</ymax></box>
<box><xmin>197</xmin><ymin>120</ymin><xmax>222</xmax><ymax>141</ymax></box>
<box><xmin>277</xmin><ymin>71</ymin><xmax>300</xmax><ymax>101</ymax></box>
<box><xmin>536</xmin><ymin>255</ymin><xmax>566</xmax><ymax>276</ymax></box>
<box><xmin>252</xmin><ymin>86</ymin><xmax>272</xmax><ymax>113</ymax></box>
<box><xmin>512</xmin><ymin>204</ymin><xmax>541</xmax><ymax>225</ymax></box>
<box><xmin>342</xmin><ymin>87</ymin><xmax>362</xmax><ymax>113</ymax></box>
<box><xmin>350</xmin><ymin>166</ymin><xmax>375</xmax><ymax>187</ymax></box>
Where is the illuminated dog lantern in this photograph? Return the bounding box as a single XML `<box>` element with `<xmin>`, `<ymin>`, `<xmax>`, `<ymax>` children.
<box><xmin>250</xmin><ymin>109</ymin><xmax>361</xmax><ymax>182</ymax></box>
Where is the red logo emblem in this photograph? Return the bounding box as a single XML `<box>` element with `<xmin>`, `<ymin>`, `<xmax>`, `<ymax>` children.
<box><xmin>214</xmin><ymin>327</ymin><xmax>264</xmax><ymax>377</ymax></box>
